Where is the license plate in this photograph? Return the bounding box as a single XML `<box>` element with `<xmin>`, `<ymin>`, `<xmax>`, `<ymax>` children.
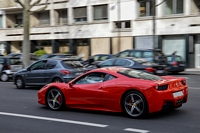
<box><xmin>156</xmin><ymin>70</ymin><xmax>164</xmax><ymax>73</ymax></box>
<box><xmin>173</xmin><ymin>91</ymin><xmax>183</xmax><ymax>98</ymax></box>
<box><xmin>179</xmin><ymin>64</ymin><xmax>185</xmax><ymax>66</ymax></box>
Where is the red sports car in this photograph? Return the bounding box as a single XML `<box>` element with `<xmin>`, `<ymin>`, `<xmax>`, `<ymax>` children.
<box><xmin>38</xmin><ymin>67</ymin><xmax>188</xmax><ymax>118</ymax></box>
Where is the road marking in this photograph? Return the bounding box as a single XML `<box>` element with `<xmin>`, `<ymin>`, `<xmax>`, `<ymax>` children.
<box><xmin>0</xmin><ymin>112</ymin><xmax>108</xmax><ymax>128</ymax></box>
<box><xmin>189</xmin><ymin>87</ymin><xmax>199</xmax><ymax>90</ymax></box>
<box><xmin>124</xmin><ymin>128</ymin><xmax>149</xmax><ymax>133</ymax></box>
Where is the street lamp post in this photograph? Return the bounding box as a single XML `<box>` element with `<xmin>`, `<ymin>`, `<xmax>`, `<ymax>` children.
<box><xmin>117</xmin><ymin>0</ymin><xmax>121</xmax><ymax>53</ymax></box>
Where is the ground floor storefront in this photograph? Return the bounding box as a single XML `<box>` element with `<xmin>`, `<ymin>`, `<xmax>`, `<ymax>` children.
<box><xmin>1</xmin><ymin>34</ymin><xmax>199</xmax><ymax>68</ymax></box>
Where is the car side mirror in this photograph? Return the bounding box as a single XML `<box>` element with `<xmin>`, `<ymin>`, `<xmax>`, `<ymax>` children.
<box><xmin>69</xmin><ymin>82</ymin><xmax>74</xmax><ymax>88</ymax></box>
<box><xmin>27</xmin><ymin>67</ymin><xmax>31</xmax><ymax>71</ymax></box>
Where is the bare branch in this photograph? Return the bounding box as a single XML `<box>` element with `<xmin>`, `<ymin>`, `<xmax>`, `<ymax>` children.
<box><xmin>29</xmin><ymin>0</ymin><xmax>41</xmax><ymax>10</ymax></box>
<box><xmin>15</xmin><ymin>0</ymin><xmax>24</xmax><ymax>8</ymax></box>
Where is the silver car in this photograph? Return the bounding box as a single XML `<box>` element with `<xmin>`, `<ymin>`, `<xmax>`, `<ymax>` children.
<box><xmin>14</xmin><ymin>58</ymin><xmax>87</xmax><ymax>89</ymax></box>
<box><xmin>0</xmin><ymin>57</ymin><xmax>23</xmax><ymax>82</ymax></box>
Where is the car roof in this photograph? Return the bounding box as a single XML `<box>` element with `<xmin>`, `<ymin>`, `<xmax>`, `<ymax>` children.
<box><xmin>122</xmin><ymin>49</ymin><xmax>162</xmax><ymax>52</ymax></box>
<box><xmin>89</xmin><ymin>67</ymin><xmax>128</xmax><ymax>73</ymax></box>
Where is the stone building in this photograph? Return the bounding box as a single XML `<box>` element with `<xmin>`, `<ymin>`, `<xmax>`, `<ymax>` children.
<box><xmin>0</xmin><ymin>0</ymin><xmax>200</xmax><ymax>67</ymax></box>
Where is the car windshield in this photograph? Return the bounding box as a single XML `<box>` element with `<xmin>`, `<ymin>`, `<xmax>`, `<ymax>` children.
<box><xmin>118</xmin><ymin>69</ymin><xmax>163</xmax><ymax>81</ymax></box>
<box><xmin>62</xmin><ymin>61</ymin><xmax>84</xmax><ymax>69</ymax></box>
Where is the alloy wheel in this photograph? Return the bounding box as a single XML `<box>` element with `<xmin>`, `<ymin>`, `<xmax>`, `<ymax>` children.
<box><xmin>47</xmin><ymin>88</ymin><xmax>64</xmax><ymax>110</ymax></box>
<box><xmin>123</xmin><ymin>91</ymin><xmax>147</xmax><ymax>118</ymax></box>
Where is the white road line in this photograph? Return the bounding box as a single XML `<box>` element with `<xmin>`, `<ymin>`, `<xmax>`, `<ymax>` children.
<box><xmin>124</xmin><ymin>128</ymin><xmax>149</xmax><ymax>133</ymax></box>
<box><xmin>189</xmin><ymin>87</ymin><xmax>199</xmax><ymax>90</ymax></box>
<box><xmin>0</xmin><ymin>112</ymin><xmax>108</xmax><ymax>128</ymax></box>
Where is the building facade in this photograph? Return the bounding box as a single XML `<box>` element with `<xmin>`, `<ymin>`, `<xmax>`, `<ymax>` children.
<box><xmin>0</xmin><ymin>0</ymin><xmax>200</xmax><ymax>67</ymax></box>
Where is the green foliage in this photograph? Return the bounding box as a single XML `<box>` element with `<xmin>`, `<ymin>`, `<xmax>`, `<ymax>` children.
<box><xmin>34</xmin><ymin>49</ymin><xmax>47</xmax><ymax>57</ymax></box>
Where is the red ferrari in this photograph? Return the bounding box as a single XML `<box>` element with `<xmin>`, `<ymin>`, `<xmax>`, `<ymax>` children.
<box><xmin>38</xmin><ymin>67</ymin><xmax>188</xmax><ymax>118</ymax></box>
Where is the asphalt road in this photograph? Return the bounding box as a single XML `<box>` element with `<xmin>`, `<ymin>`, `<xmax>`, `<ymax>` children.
<box><xmin>0</xmin><ymin>73</ymin><xmax>200</xmax><ymax>133</ymax></box>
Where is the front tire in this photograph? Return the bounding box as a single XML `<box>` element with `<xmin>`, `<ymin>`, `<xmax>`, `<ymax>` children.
<box><xmin>46</xmin><ymin>88</ymin><xmax>65</xmax><ymax>110</ymax></box>
<box><xmin>15</xmin><ymin>77</ymin><xmax>25</xmax><ymax>89</ymax></box>
<box><xmin>122</xmin><ymin>91</ymin><xmax>148</xmax><ymax>118</ymax></box>
<box><xmin>1</xmin><ymin>73</ymin><xmax>9</xmax><ymax>82</ymax></box>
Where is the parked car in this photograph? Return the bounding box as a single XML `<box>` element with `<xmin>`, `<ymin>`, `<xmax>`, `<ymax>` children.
<box><xmin>114</xmin><ymin>49</ymin><xmax>167</xmax><ymax>65</ymax></box>
<box><xmin>82</xmin><ymin>54</ymin><xmax>113</xmax><ymax>66</ymax></box>
<box><xmin>38</xmin><ymin>67</ymin><xmax>188</xmax><ymax>118</ymax></box>
<box><xmin>7</xmin><ymin>53</ymin><xmax>38</xmax><ymax>60</ymax></box>
<box><xmin>38</xmin><ymin>54</ymin><xmax>81</xmax><ymax>60</ymax></box>
<box><xmin>14</xmin><ymin>58</ymin><xmax>87</xmax><ymax>89</ymax></box>
<box><xmin>166</xmin><ymin>54</ymin><xmax>186</xmax><ymax>74</ymax></box>
<box><xmin>87</xmin><ymin>57</ymin><xmax>167</xmax><ymax>75</ymax></box>
<box><xmin>0</xmin><ymin>57</ymin><xmax>23</xmax><ymax>81</ymax></box>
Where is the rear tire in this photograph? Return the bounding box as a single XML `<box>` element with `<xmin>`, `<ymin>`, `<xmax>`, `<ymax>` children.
<box><xmin>52</xmin><ymin>77</ymin><xmax>62</xmax><ymax>83</ymax></box>
<box><xmin>15</xmin><ymin>77</ymin><xmax>25</xmax><ymax>89</ymax></box>
<box><xmin>46</xmin><ymin>88</ymin><xmax>65</xmax><ymax>110</ymax></box>
<box><xmin>1</xmin><ymin>73</ymin><xmax>9</xmax><ymax>82</ymax></box>
<box><xmin>121</xmin><ymin>91</ymin><xmax>148</xmax><ymax>118</ymax></box>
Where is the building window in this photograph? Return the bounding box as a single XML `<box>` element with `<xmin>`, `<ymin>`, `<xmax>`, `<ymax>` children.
<box><xmin>165</xmin><ymin>0</ymin><xmax>183</xmax><ymax>15</ymax></box>
<box><xmin>74</xmin><ymin>7</ymin><xmax>87</xmax><ymax>22</ymax></box>
<box><xmin>114</xmin><ymin>20</ymin><xmax>131</xmax><ymax>29</ymax></box>
<box><xmin>0</xmin><ymin>15</ymin><xmax>2</xmax><ymax>28</ymax></box>
<box><xmin>15</xmin><ymin>13</ymin><xmax>23</xmax><ymax>28</ymax></box>
<box><xmin>57</xmin><ymin>9</ymin><xmax>68</xmax><ymax>25</ymax></box>
<box><xmin>139</xmin><ymin>1</ymin><xmax>153</xmax><ymax>17</ymax></box>
<box><xmin>93</xmin><ymin>5</ymin><xmax>108</xmax><ymax>20</ymax></box>
<box><xmin>38</xmin><ymin>11</ymin><xmax>50</xmax><ymax>26</ymax></box>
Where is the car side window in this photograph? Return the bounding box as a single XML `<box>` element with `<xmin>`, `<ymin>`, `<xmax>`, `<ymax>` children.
<box><xmin>30</xmin><ymin>60</ymin><xmax>47</xmax><ymax>70</ymax></box>
<box><xmin>75</xmin><ymin>72</ymin><xmax>106</xmax><ymax>84</ymax></box>
<box><xmin>94</xmin><ymin>55</ymin><xmax>100</xmax><ymax>61</ymax></box>
<box><xmin>104</xmin><ymin>74</ymin><xmax>117</xmax><ymax>81</ymax></box>
<box><xmin>143</xmin><ymin>51</ymin><xmax>153</xmax><ymax>58</ymax></box>
<box><xmin>130</xmin><ymin>51</ymin><xmax>142</xmax><ymax>58</ymax></box>
<box><xmin>46</xmin><ymin>60</ymin><xmax>57</xmax><ymax>69</ymax></box>
<box><xmin>119</xmin><ymin>52</ymin><xmax>129</xmax><ymax>57</ymax></box>
<box><xmin>114</xmin><ymin>59</ymin><xmax>131</xmax><ymax>66</ymax></box>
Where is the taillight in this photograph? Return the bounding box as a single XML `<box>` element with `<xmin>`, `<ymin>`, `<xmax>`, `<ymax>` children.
<box><xmin>145</xmin><ymin>67</ymin><xmax>155</xmax><ymax>72</ymax></box>
<box><xmin>172</xmin><ymin>62</ymin><xmax>178</xmax><ymax>66</ymax></box>
<box><xmin>181</xmin><ymin>80</ymin><xmax>186</xmax><ymax>86</ymax></box>
<box><xmin>7</xmin><ymin>65</ymin><xmax>11</xmax><ymax>70</ymax></box>
<box><xmin>60</xmin><ymin>70</ymin><xmax>70</xmax><ymax>74</ymax></box>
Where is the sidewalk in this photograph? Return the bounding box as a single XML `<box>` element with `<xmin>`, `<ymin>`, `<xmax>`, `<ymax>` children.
<box><xmin>185</xmin><ymin>68</ymin><xmax>200</xmax><ymax>71</ymax></box>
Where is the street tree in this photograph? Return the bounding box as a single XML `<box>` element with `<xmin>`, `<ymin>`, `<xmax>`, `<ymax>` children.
<box><xmin>14</xmin><ymin>0</ymin><xmax>48</xmax><ymax>67</ymax></box>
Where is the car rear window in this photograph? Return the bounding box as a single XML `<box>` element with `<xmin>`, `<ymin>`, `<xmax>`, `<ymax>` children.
<box><xmin>175</xmin><ymin>56</ymin><xmax>184</xmax><ymax>61</ymax></box>
<box><xmin>118</xmin><ymin>69</ymin><xmax>163</xmax><ymax>81</ymax></box>
<box><xmin>61</xmin><ymin>61</ymin><xmax>84</xmax><ymax>69</ymax></box>
<box><xmin>10</xmin><ymin>58</ymin><xmax>22</xmax><ymax>65</ymax></box>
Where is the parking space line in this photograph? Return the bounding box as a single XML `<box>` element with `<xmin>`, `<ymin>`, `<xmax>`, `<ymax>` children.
<box><xmin>124</xmin><ymin>128</ymin><xmax>149</xmax><ymax>133</ymax></box>
<box><xmin>0</xmin><ymin>112</ymin><xmax>108</xmax><ymax>128</ymax></box>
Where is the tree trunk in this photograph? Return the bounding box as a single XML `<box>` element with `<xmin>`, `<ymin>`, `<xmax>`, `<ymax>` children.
<box><xmin>22</xmin><ymin>0</ymin><xmax>30</xmax><ymax>68</ymax></box>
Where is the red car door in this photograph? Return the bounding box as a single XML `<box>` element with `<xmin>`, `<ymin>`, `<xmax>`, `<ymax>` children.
<box><xmin>66</xmin><ymin>82</ymin><xmax>103</xmax><ymax>108</ymax></box>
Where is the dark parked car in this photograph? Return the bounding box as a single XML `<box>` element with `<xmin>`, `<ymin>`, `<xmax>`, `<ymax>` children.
<box><xmin>87</xmin><ymin>57</ymin><xmax>167</xmax><ymax>75</ymax></box>
<box><xmin>114</xmin><ymin>49</ymin><xmax>167</xmax><ymax>65</ymax></box>
<box><xmin>82</xmin><ymin>54</ymin><xmax>113</xmax><ymax>67</ymax></box>
<box><xmin>7</xmin><ymin>53</ymin><xmax>38</xmax><ymax>61</ymax></box>
<box><xmin>14</xmin><ymin>58</ymin><xmax>87</xmax><ymax>89</ymax></box>
<box><xmin>0</xmin><ymin>57</ymin><xmax>23</xmax><ymax>81</ymax></box>
<box><xmin>38</xmin><ymin>54</ymin><xmax>81</xmax><ymax>60</ymax></box>
<box><xmin>166</xmin><ymin>54</ymin><xmax>186</xmax><ymax>74</ymax></box>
